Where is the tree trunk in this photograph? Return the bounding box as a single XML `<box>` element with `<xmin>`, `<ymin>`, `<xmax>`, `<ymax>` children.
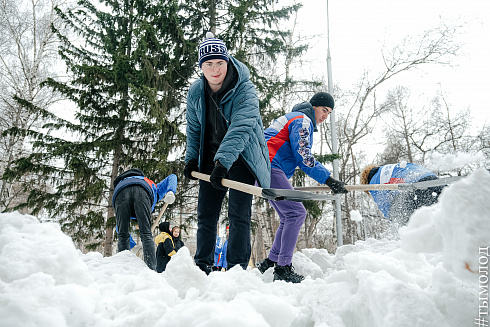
<box><xmin>209</xmin><ymin>0</ymin><xmax>216</xmax><ymax>34</ymax></box>
<box><xmin>103</xmin><ymin>128</ymin><xmax>124</xmax><ymax>256</ymax></box>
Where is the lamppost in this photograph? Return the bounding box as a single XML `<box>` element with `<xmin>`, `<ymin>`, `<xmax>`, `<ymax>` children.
<box><xmin>326</xmin><ymin>0</ymin><xmax>343</xmax><ymax>247</ymax></box>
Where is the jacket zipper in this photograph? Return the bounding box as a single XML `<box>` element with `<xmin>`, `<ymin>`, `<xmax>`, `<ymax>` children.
<box><xmin>210</xmin><ymin>94</ymin><xmax>229</xmax><ymax>131</ymax></box>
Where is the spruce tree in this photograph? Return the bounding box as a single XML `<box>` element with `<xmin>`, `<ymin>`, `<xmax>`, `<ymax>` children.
<box><xmin>4</xmin><ymin>0</ymin><xmax>196</xmax><ymax>255</ymax></box>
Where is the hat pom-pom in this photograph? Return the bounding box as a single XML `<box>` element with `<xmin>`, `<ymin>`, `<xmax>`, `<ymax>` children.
<box><xmin>206</xmin><ymin>31</ymin><xmax>214</xmax><ymax>39</ymax></box>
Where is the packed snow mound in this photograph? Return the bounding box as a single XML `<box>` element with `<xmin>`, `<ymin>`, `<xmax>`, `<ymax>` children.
<box><xmin>400</xmin><ymin>168</ymin><xmax>490</xmax><ymax>279</ymax></box>
<box><xmin>0</xmin><ymin>211</ymin><xmax>92</xmax><ymax>285</ymax></box>
<box><xmin>1</xmin><ymin>169</ymin><xmax>487</xmax><ymax>327</ymax></box>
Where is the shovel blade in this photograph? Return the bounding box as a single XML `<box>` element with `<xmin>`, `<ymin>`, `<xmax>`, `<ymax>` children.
<box><xmin>262</xmin><ymin>188</ymin><xmax>339</xmax><ymax>202</ymax></box>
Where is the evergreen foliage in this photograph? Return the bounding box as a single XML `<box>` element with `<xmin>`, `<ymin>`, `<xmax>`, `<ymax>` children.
<box><xmin>4</xmin><ymin>0</ymin><xmax>196</xmax><ymax>253</ymax></box>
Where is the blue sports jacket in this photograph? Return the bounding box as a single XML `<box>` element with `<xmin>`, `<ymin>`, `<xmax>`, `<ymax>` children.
<box><xmin>185</xmin><ymin>56</ymin><xmax>271</xmax><ymax>188</ymax></box>
<box><xmin>217</xmin><ymin>240</ymin><xmax>228</xmax><ymax>269</ymax></box>
<box><xmin>369</xmin><ymin>163</ymin><xmax>436</xmax><ymax>218</ymax></box>
<box><xmin>214</xmin><ymin>236</ymin><xmax>224</xmax><ymax>266</ymax></box>
<box><xmin>264</xmin><ymin>101</ymin><xmax>331</xmax><ymax>184</ymax></box>
<box><xmin>112</xmin><ymin>174</ymin><xmax>177</xmax><ymax>212</ymax></box>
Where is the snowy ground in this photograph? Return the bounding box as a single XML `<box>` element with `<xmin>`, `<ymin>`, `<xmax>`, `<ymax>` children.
<box><xmin>1</xmin><ymin>169</ymin><xmax>489</xmax><ymax>327</ymax></box>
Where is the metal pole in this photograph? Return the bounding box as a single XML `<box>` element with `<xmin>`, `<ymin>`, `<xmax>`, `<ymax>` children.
<box><xmin>326</xmin><ymin>0</ymin><xmax>343</xmax><ymax>247</ymax></box>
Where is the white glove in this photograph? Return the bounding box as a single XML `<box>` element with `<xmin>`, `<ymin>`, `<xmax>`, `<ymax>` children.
<box><xmin>163</xmin><ymin>191</ymin><xmax>175</xmax><ymax>204</ymax></box>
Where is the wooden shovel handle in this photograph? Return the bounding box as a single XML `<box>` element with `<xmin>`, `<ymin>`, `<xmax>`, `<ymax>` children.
<box><xmin>191</xmin><ymin>171</ymin><xmax>263</xmax><ymax>197</ymax></box>
<box><xmin>151</xmin><ymin>202</ymin><xmax>169</xmax><ymax>232</ymax></box>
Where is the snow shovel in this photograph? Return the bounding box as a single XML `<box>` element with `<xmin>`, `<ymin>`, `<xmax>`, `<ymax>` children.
<box><xmin>294</xmin><ymin>175</ymin><xmax>465</xmax><ymax>192</ymax></box>
<box><xmin>151</xmin><ymin>191</ymin><xmax>175</xmax><ymax>232</ymax></box>
<box><xmin>191</xmin><ymin>171</ymin><xmax>339</xmax><ymax>202</ymax></box>
<box><xmin>151</xmin><ymin>203</ymin><xmax>169</xmax><ymax>233</ymax></box>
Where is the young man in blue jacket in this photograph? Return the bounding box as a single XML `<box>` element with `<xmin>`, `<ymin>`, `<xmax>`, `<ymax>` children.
<box><xmin>256</xmin><ymin>92</ymin><xmax>348</xmax><ymax>283</ymax></box>
<box><xmin>213</xmin><ymin>234</ymin><xmax>224</xmax><ymax>271</ymax></box>
<box><xmin>360</xmin><ymin>162</ymin><xmax>444</xmax><ymax>225</ymax></box>
<box><xmin>216</xmin><ymin>226</ymin><xmax>229</xmax><ymax>271</ymax></box>
<box><xmin>183</xmin><ymin>32</ymin><xmax>270</xmax><ymax>274</ymax></box>
<box><xmin>112</xmin><ymin>168</ymin><xmax>177</xmax><ymax>270</ymax></box>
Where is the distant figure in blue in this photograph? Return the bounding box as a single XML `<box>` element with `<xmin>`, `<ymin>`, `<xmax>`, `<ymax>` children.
<box><xmin>112</xmin><ymin>168</ymin><xmax>177</xmax><ymax>270</ymax></box>
<box><xmin>217</xmin><ymin>226</ymin><xmax>229</xmax><ymax>271</ymax></box>
<box><xmin>214</xmin><ymin>226</ymin><xmax>229</xmax><ymax>271</ymax></box>
<box><xmin>360</xmin><ymin>162</ymin><xmax>444</xmax><ymax>225</ymax></box>
<box><xmin>213</xmin><ymin>234</ymin><xmax>224</xmax><ymax>271</ymax></box>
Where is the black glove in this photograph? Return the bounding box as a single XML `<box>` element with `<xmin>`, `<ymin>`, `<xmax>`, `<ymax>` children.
<box><xmin>210</xmin><ymin>161</ymin><xmax>228</xmax><ymax>191</ymax></box>
<box><xmin>184</xmin><ymin>159</ymin><xmax>199</xmax><ymax>180</ymax></box>
<box><xmin>325</xmin><ymin>176</ymin><xmax>348</xmax><ymax>194</ymax></box>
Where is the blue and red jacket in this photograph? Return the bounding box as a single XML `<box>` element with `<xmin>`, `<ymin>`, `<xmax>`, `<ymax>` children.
<box><xmin>369</xmin><ymin>163</ymin><xmax>436</xmax><ymax>218</ymax></box>
<box><xmin>214</xmin><ymin>236</ymin><xmax>224</xmax><ymax>266</ymax></box>
<box><xmin>111</xmin><ymin>169</ymin><xmax>177</xmax><ymax>249</ymax></box>
<box><xmin>112</xmin><ymin>169</ymin><xmax>177</xmax><ymax>213</ymax></box>
<box><xmin>217</xmin><ymin>240</ymin><xmax>228</xmax><ymax>269</ymax></box>
<box><xmin>264</xmin><ymin>101</ymin><xmax>331</xmax><ymax>184</ymax></box>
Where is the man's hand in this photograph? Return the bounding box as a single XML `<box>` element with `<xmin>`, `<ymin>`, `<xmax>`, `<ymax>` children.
<box><xmin>184</xmin><ymin>159</ymin><xmax>199</xmax><ymax>180</ymax></box>
<box><xmin>210</xmin><ymin>161</ymin><xmax>228</xmax><ymax>191</ymax></box>
<box><xmin>325</xmin><ymin>177</ymin><xmax>348</xmax><ymax>194</ymax></box>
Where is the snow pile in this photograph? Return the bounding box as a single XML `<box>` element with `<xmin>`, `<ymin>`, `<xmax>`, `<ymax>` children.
<box><xmin>1</xmin><ymin>169</ymin><xmax>488</xmax><ymax>327</ymax></box>
<box><xmin>400</xmin><ymin>168</ymin><xmax>490</xmax><ymax>279</ymax></box>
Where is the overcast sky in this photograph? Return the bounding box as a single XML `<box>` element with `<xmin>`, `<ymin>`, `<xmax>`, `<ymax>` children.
<box><xmin>289</xmin><ymin>0</ymin><xmax>489</xmax><ymax>127</ymax></box>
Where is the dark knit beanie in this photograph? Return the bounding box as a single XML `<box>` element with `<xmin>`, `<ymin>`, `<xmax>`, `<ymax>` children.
<box><xmin>310</xmin><ymin>92</ymin><xmax>335</xmax><ymax>109</ymax></box>
<box><xmin>198</xmin><ymin>32</ymin><xmax>229</xmax><ymax>67</ymax></box>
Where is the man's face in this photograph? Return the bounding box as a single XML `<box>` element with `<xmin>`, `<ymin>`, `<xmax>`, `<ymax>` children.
<box><xmin>201</xmin><ymin>59</ymin><xmax>228</xmax><ymax>91</ymax></box>
<box><xmin>313</xmin><ymin>106</ymin><xmax>332</xmax><ymax>125</ymax></box>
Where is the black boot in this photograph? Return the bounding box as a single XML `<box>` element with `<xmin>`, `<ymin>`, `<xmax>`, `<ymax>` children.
<box><xmin>273</xmin><ymin>264</ymin><xmax>305</xmax><ymax>283</ymax></box>
<box><xmin>197</xmin><ymin>263</ymin><xmax>212</xmax><ymax>275</ymax></box>
<box><xmin>256</xmin><ymin>258</ymin><xmax>276</xmax><ymax>274</ymax></box>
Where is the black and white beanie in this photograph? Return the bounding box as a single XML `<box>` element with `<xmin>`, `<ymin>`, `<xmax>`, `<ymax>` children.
<box><xmin>198</xmin><ymin>31</ymin><xmax>229</xmax><ymax>67</ymax></box>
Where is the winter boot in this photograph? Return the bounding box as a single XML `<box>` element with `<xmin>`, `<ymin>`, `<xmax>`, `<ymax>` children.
<box><xmin>197</xmin><ymin>263</ymin><xmax>212</xmax><ymax>275</ymax></box>
<box><xmin>273</xmin><ymin>264</ymin><xmax>305</xmax><ymax>283</ymax></box>
<box><xmin>256</xmin><ymin>258</ymin><xmax>276</xmax><ymax>274</ymax></box>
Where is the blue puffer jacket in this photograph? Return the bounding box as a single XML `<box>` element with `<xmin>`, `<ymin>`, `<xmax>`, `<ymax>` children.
<box><xmin>214</xmin><ymin>236</ymin><xmax>224</xmax><ymax>266</ymax></box>
<box><xmin>369</xmin><ymin>163</ymin><xmax>436</xmax><ymax>218</ymax></box>
<box><xmin>264</xmin><ymin>101</ymin><xmax>331</xmax><ymax>184</ymax></box>
<box><xmin>112</xmin><ymin>173</ymin><xmax>177</xmax><ymax>212</ymax></box>
<box><xmin>217</xmin><ymin>240</ymin><xmax>228</xmax><ymax>269</ymax></box>
<box><xmin>185</xmin><ymin>56</ymin><xmax>271</xmax><ymax>188</ymax></box>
